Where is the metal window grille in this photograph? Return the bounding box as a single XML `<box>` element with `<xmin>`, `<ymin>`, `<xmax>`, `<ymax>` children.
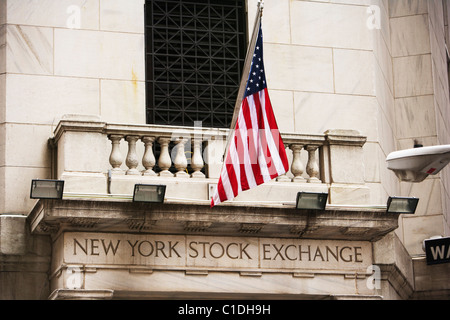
<box><xmin>145</xmin><ymin>0</ymin><xmax>248</xmax><ymax>128</ymax></box>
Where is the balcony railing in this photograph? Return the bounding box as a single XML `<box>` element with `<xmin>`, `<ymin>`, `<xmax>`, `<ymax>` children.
<box><xmin>52</xmin><ymin>115</ymin><xmax>368</xmax><ymax>205</ymax></box>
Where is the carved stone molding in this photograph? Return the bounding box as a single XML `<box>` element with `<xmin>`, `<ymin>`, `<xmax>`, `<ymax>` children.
<box><xmin>28</xmin><ymin>200</ymin><xmax>400</xmax><ymax>242</ymax></box>
<box><xmin>68</xmin><ymin>217</ymin><xmax>100</xmax><ymax>229</ymax></box>
<box><xmin>125</xmin><ymin>219</ymin><xmax>156</xmax><ymax>231</ymax></box>
<box><xmin>35</xmin><ymin>222</ymin><xmax>59</xmax><ymax>234</ymax></box>
<box><xmin>184</xmin><ymin>221</ymin><xmax>213</xmax><ymax>232</ymax></box>
<box><xmin>239</xmin><ymin>223</ymin><xmax>265</xmax><ymax>234</ymax></box>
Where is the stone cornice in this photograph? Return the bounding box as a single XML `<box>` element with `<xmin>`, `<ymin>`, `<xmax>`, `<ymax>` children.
<box><xmin>28</xmin><ymin>199</ymin><xmax>399</xmax><ymax>242</ymax></box>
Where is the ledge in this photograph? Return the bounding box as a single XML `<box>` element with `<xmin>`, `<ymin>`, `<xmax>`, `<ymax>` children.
<box><xmin>28</xmin><ymin>199</ymin><xmax>399</xmax><ymax>242</ymax></box>
<box><xmin>324</xmin><ymin>129</ymin><xmax>367</xmax><ymax>147</ymax></box>
<box><xmin>53</xmin><ymin>117</ymin><xmax>365</xmax><ymax>147</ymax></box>
<box><xmin>49</xmin><ymin>289</ymin><xmax>114</xmax><ymax>300</ymax></box>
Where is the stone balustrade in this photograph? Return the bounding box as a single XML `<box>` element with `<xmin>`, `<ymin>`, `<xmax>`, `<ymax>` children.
<box><xmin>107</xmin><ymin>134</ymin><xmax>206</xmax><ymax>179</ymax></box>
<box><xmin>103</xmin><ymin>121</ymin><xmax>229</xmax><ymax>180</ymax></box>
<box><xmin>105</xmin><ymin>130</ymin><xmax>329</xmax><ymax>183</ymax></box>
<box><xmin>53</xmin><ymin>115</ymin><xmax>368</xmax><ymax>204</ymax></box>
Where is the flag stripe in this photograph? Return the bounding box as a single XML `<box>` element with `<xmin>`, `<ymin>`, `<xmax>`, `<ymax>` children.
<box><xmin>236</xmin><ymin>109</ymin><xmax>257</xmax><ymax>190</ymax></box>
<box><xmin>251</xmin><ymin>92</ymin><xmax>274</xmax><ymax>180</ymax></box>
<box><xmin>228</xmin><ymin>139</ymin><xmax>240</xmax><ymax>197</ymax></box>
<box><xmin>259</xmin><ymin>89</ymin><xmax>288</xmax><ymax>176</ymax></box>
<box><xmin>242</xmin><ymin>98</ymin><xmax>265</xmax><ymax>186</ymax></box>
<box><xmin>262</xmin><ymin>88</ymin><xmax>289</xmax><ymax>174</ymax></box>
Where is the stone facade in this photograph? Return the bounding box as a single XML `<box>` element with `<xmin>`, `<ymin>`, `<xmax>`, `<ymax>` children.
<box><xmin>0</xmin><ymin>0</ymin><xmax>450</xmax><ymax>300</ymax></box>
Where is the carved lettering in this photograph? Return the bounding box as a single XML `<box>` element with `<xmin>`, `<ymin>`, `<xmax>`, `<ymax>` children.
<box><xmin>73</xmin><ymin>238</ymin><xmax>88</xmax><ymax>255</ymax></box>
<box><xmin>273</xmin><ymin>244</ymin><xmax>285</xmax><ymax>261</ymax></box>
<box><xmin>169</xmin><ymin>241</ymin><xmax>181</xmax><ymax>258</ymax></box>
<box><xmin>90</xmin><ymin>239</ymin><xmax>99</xmax><ymax>255</ymax></box>
<box><xmin>262</xmin><ymin>244</ymin><xmax>271</xmax><ymax>260</ymax></box>
<box><xmin>260</xmin><ymin>243</ymin><xmax>365</xmax><ymax>263</ymax></box>
<box><xmin>73</xmin><ymin>238</ymin><xmax>121</xmax><ymax>256</ymax></box>
<box><xmin>155</xmin><ymin>241</ymin><xmax>167</xmax><ymax>258</ymax></box>
<box><xmin>210</xmin><ymin>242</ymin><xmax>224</xmax><ymax>258</ymax></box>
<box><xmin>128</xmin><ymin>240</ymin><xmax>139</xmax><ymax>256</ymax></box>
<box><xmin>189</xmin><ymin>241</ymin><xmax>199</xmax><ymax>258</ymax></box>
<box><xmin>138</xmin><ymin>240</ymin><xmax>154</xmax><ymax>257</ymax></box>
<box><xmin>187</xmin><ymin>241</ymin><xmax>253</xmax><ymax>260</ymax></box>
<box><xmin>240</xmin><ymin>243</ymin><xmax>252</xmax><ymax>260</ymax></box>
<box><xmin>226</xmin><ymin>243</ymin><xmax>239</xmax><ymax>260</ymax></box>
<box><xmin>355</xmin><ymin>247</ymin><xmax>363</xmax><ymax>263</ymax></box>
<box><xmin>67</xmin><ymin>233</ymin><xmax>371</xmax><ymax>272</ymax></box>
<box><xmin>102</xmin><ymin>239</ymin><xmax>120</xmax><ymax>256</ymax></box>
<box><xmin>326</xmin><ymin>246</ymin><xmax>339</xmax><ymax>262</ymax></box>
<box><xmin>199</xmin><ymin>242</ymin><xmax>208</xmax><ymax>258</ymax></box>
<box><xmin>313</xmin><ymin>247</ymin><xmax>324</xmax><ymax>261</ymax></box>
<box><xmin>299</xmin><ymin>245</ymin><xmax>311</xmax><ymax>261</ymax></box>
<box><xmin>340</xmin><ymin>247</ymin><xmax>353</xmax><ymax>262</ymax></box>
<box><xmin>285</xmin><ymin>245</ymin><xmax>297</xmax><ymax>261</ymax></box>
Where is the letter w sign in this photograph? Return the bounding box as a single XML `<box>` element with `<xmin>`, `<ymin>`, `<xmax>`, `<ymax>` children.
<box><xmin>424</xmin><ymin>237</ymin><xmax>450</xmax><ymax>265</ymax></box>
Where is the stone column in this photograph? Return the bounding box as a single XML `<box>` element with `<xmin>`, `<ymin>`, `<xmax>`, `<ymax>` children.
<box><xmin>191</xmin><ymin>139</ymin><xmax>205</xmax><ymax>178</ymax></box>
<box><xmin>306</xmin><ymin>145</ymin><xmax>321</xmax><ymax>183</ymax></box>
<box><xmin>125</xmin><ymin>135</ymin><xmax>141</xmax><ymax>175</ymax></box>
<box><xmin>174</xmin><ymin>138</ymin><xmax>189</xmax><ymax>178</ymax></box>
<box><xmin>157</xmin><ymin>137</ymin><xmax>174</xmax><ymax>177</ymax></box>
<box><xmin>276</xmin><ymin>147</ymin><xmax>291</xmax><ymax>182</ymax></box>
<box><xmin>108</xmin><ymin>135</ymin><xmax>124</xmax><ymax>174</ymax></box>
<box><xmin>290</xmin><ymin>144</ymin><xmax>306</xmax><ymax>182</ymax></box>
<box><xmin>142</xmin><ymin>136</ymin><xmax>157</xmax><ymax>176</ymax></box>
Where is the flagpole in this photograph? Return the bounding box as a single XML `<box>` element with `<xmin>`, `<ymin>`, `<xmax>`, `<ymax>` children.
<box><xmin>222</xmin><ymin>0</ymin><xmax>264</xmax><ymax>161</ymax></box>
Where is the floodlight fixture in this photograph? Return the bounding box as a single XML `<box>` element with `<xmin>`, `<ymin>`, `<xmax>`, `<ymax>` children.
<box><xmin>296</xmin><ymin>192</ymin><xmax>328</xmax><ymax>210</ymax></box>
<box><xmin>30</xmin><ymin>179</ymin><xmax>64</xmax><ymax>199</ymax></box>
<box><xmin>133</xmin><ymin>184</ymin><xmax>166</xmax><ymax>203</ymax></box>
<box><xmin>386</xmin><ymin>196</ymin><xmax>419</xmax><ymax>214</ymax></box>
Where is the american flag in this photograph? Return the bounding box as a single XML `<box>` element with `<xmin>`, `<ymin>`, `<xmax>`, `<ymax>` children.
<box><xmin>211</xmin><ymin>22</ymin><xmax>289</xmax><ymax>207</ymax></box>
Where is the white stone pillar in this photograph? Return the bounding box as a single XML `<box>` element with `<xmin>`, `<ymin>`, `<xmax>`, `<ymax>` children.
<box><xmin>290</xmin><ymin>143</ymin><xmax>306</xmax><ymax>182</ymax></box>
<box><xmin>276</xmin><ymin>147</ymin><xmax>291</xmax><ymax>182</ymax></box>
<box><xmin>142</xmin><ymin>136</ymin><xmax>157</xmax><ymax>176</ymax></box>
<box><xmin>157</xmin><ymin>137</ymin><xmax>174</xmax><ymax>177</ymax></box>
<box><xmin>191</xmin><ymin>139</ymin><xmax>205</xmax><ymax>178</ymax></box>
<box><xmin>306</xmin><ymin>145</ymin><xmax>321</xmax><ymax>183</ymax></box>
<box><xmin>108</xmin><ymin>134</ymin><xmax>124</xmax><ymax>174</ymax></box>
<box><xmin>174</xmin><ymin>138</ymin><xmax>189</xmax><ymax>178</ymax></box>
<box><xmin>125</xmin><ymin>135</ymin><xmax>141</xmax><ymax>175</ymax></box>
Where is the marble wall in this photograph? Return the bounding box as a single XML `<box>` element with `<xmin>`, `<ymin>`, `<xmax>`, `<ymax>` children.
<box><xmin>0</xmin><ymin>0</ymin><xmax>399</xmax><ymax>212</ymax></box>
<box><xmin>248</xmin><ymin>0</ymin><xmax>398</xmax><ymax>208</ymax></box>
<box><xmin>389</xmin><ymin>0</ymin><xmax>450</xmax><ymax>255</ymax></box>
<box><xmin>0</xmin><ymin>0</ymin><xmax>146</xmax><ymax>215</ymax></box>
<box><xmin>0</xmin><ymin>0</ymin><xmax>449</xmax><ymax>254</ymax></box>
<box><xmin>1</xmin><ymin>0</ymin><xmax>449</xmax><ymax>300</ymax></box>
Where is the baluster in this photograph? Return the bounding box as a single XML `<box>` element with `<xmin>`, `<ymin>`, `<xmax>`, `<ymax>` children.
<box><xmin>142</xmin><ymin>136</ymin><xmax>156</xmax><ymax>176</ymax></box>
<box><xmin>125</xmin><ymin>135</ymin><xmax>140</xmax><ymax>175</ymax></box>
<box><xmin>276</xmin><ymin>147</ymin><xmax>291</xmax><ymax>182</ymax></box>
<box><xmin>290</xmin><ymin>143</ymin><xmax>306</xmax><ymax>182</ymax></box>
<box><xmin>108</xmin><ymin>134</ymin><xmax>124</xmax><ymax>174</ymax></box>
<box><xmin>191</xmin><ymin>138</ymin><xmax>205</xmax><ymax>178</ymax></box>
<box><xmin>157</xmin><ymin>137</ymin><xmax>174</xmax><ymax>177</ymax></box>
<box><xmin>306</xmin><ymin>145</ymin><xmax>321</xmax><ymax>183</ymax></box>
<box><xmin>174</xmin><ymin>137</ymin><xmax>189</xmax><ymax>178</ymax></box>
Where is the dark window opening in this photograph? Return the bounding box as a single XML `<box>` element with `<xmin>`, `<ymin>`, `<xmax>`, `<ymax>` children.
<box><xmin>145</xmin><ymin>0</ymin><xmax>248</xmax><ymax>128</ymax></box>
